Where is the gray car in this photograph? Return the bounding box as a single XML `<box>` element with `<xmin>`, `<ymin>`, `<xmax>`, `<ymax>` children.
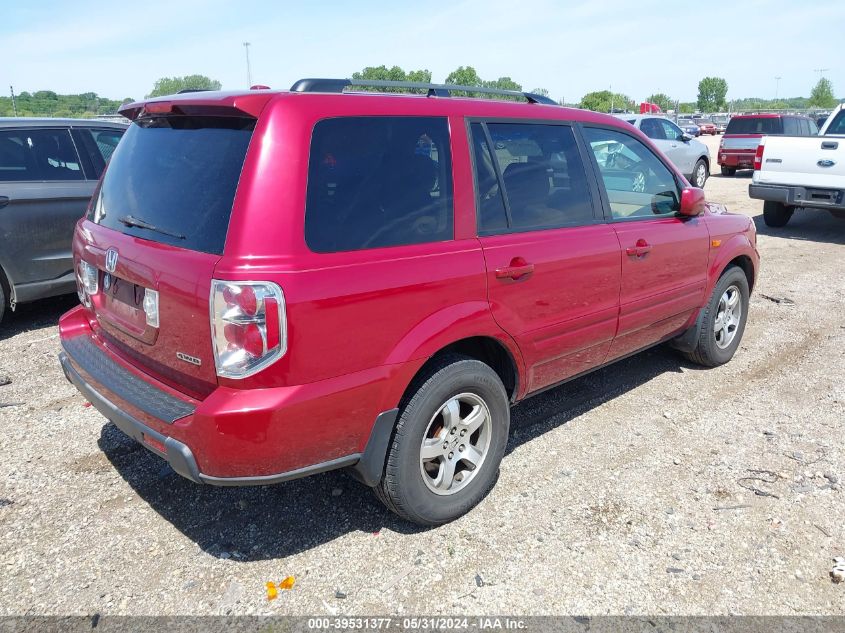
<box><xmin>615</xmin><ymin>115</ymin><xmax>711</xmax><ymax>188</ymax></box>
<box><xmin>0</xmin><ymin>118</ymin><xmax>126</xmax><ymax>323</ymax></box>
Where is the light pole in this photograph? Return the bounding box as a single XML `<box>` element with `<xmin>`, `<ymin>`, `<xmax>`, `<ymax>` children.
<box><xmin>774</xmin><ymin>76</ymin><xmax>781</xmax><ymax>101</ymax></box>
<box><xmin>9</xmin><ymin>85</ymin><xmax>17</xmax><ymax>116</ymax></box>
<box><xmin>243</xmin><ymin>42</ymin><xmax>252</xmax><ymax>87</ymax></box>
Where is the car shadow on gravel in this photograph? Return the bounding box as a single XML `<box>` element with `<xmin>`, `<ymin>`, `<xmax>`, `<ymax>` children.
<box><xmin>753</xmin><ymin>210</ymin><xmax>845</xmax><ymax>245</ymax></box>
<box><xmin>0</xmin><ymin>294</ymin><xmax>78</xmax><ymax>343</ymax></box>
<box><xmin>98</xmin><ymin>344</ymin><xmax>692</xmax><ymax>561</ymax></box>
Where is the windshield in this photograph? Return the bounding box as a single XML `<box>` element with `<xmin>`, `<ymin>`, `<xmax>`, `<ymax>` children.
<box><xmin>725</xmin><ymin>117</ymin><xmax>783</xmax><ymax>135</ymax></box>
<box><xmin>92</xmin><ymin>116</ymin><xmax>255</xmax><ymax>255</ymax></box>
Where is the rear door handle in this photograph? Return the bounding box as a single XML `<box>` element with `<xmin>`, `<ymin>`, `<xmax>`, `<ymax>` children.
<box><xmin>495</xmin><ymin>258</ymin><xmax>535</xmax><ymax>281</ymax></box>
<box><xmin>626</xmin><ymin>239</ymin><xmax>652</xmax><ymax>258</ymax></box>
<box><xmin>0</xmin><ymin>196</ymin><xmax>9</xmax><ymax>209</ymax></box>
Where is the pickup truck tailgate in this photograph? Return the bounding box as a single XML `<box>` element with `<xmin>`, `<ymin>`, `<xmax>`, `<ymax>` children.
<box><xmin>756</xmin><ymin>136</ymin><xmax>845</xmax><ymax>187</ymax></box>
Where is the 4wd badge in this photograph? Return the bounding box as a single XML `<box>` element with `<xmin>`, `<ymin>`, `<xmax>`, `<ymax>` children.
<box><xmin>176</xmin><ymin>352</ymin><xmax>202</xmax><ymax>367</ymax></box>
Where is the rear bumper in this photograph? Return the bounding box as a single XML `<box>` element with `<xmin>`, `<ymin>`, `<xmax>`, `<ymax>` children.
<box><xmin>58</xmin><ymin>305</ymin><xmax>407</xmax><ymax>486</ymax></box>
<box><xmin>718</xmin><ymin>151</ymin><xmax>755</xmax><ymax>169</ymax></box>
<box><xmin>749</xmin><ymin>183</ymin><xmax>845</xmax><ymax>210</ymax></box>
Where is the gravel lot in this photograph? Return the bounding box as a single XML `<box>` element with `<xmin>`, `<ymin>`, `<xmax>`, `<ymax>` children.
<box><xmin>1</xmin><ymin>134</ymin><xmax>843</xmax><ymax>616</ymax></box>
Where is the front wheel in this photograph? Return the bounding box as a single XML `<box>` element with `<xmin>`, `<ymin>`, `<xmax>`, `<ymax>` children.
<box><xmin>692</xmin><ymin>159</ymin><xmax>709</xmax><ymax>188</ymax></box>
<box><xmin>375</xmin><ymin>355</ymin><xmax>509</xmax><ymax>526</ymax></box>
<box><xmin>682</xmin><ymin>266</ymin><xmax>750</xmax><ymax>367</ymax></box>
<box><xmin>763</xmin><ymin>200</ymin><xmax>793</xmax><ymax>227</ymax></box>
<box><xmin>720</xmin><ymin>166</ymin><xmax>736</xmax><ymax>177</ymax></box>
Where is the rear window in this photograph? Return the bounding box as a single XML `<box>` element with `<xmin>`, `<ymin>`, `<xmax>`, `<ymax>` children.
<box><xmin>92</xmin><ymin>116</ymin><xmax>254</xmax><ymax>255</ymax></box>
<box><xmin>305</xmin><ymin>116</ymin><xmax>453</xmax><ymax>253</ymax></box>
<box><xmin>725</xmin><ymin>117</ymin><xmax>783</xmax><ymax>135</ymax></box>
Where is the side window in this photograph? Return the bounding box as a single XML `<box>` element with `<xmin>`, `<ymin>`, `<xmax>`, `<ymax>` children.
<box><xmin>659</xmin><ymin>119</ymin><xmax>683</xmax><ymax>140</ymax></box>
<box><xmin>582</xmin><ymin>126</ymin><xmax>681</xmax><ymax>220</ymax></box>
<box><xmin>305</xmin><ymin>116</ymin><xmax>453</xmax><ymax>253</ymax></box>
<box><xmin>73</xmin><ymin>128</ymin><xmax>125</xmax><ymax>179</ymax></box>
<box><xmin>0</xmin><ymin>128</ymin><xmax>84</xmax><ymax>182</ymax></box>
<box><xmin>783</xmin><ymin>117</ymin><xmax>800</xmax><ymax>135</ymax></box>
<box><xmin>470</xmin><ymin>122</ymin><xmax>594</xmax><ymax>234</ymax></box>
<box><xmin>808</xmin><ymin>118</ymin><xmax>819</xmax><ymax>135</ymax></box>
<box><xmin>469</xmin><ymin>123</ymin><xmax>508</xmax><ymax>232</ymax></box>
<box><xmin>640</xmin><ymin>118</ymin><xmax>666</xmax><ymax>140</ymax></box>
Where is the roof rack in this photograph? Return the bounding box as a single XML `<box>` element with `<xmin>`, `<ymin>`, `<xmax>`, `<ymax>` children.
<box><xmin>289</xmin><ymin>78</ymin><xmax>557</xmax><ymax>105</ymax></box>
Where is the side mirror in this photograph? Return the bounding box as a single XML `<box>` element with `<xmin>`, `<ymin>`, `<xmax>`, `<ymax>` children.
<box><xmin>678</xmin><ymin>186</ymin><xmax>706</xmax><ymax>217</ymax></box>
<box><xmin>679</xmin><ymin>133</ymin><xmax>693</xmax><ymax>142</ymax></box>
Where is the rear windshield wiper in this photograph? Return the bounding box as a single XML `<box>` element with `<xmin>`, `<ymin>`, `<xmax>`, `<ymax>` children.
<box><xmin>118</xmin><ymin>215</ymin><xmax>186</xmax><ymax>240</ymax></box>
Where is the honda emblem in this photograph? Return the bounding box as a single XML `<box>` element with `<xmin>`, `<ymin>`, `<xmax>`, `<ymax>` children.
<box><xmin>105</xmin><ymin>248</ymin><xmax>119</xmax><ymax>273</ymax></box>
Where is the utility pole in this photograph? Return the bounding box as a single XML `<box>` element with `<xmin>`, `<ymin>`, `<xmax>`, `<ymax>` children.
<box><xmin>243</xmin><ymin>42</ymin><xmax>252</xmax><ymax>87</ymax></box>
<box><xmin>609</xmin><ymin>85</ymin><xmax>614</xmax><ymax>113</ymax></box>
<box><xmin>774</xmin><ymin>76</ymin><xmax>781</xmax><ymax>101</ymax></box>
<box><xmin>814</xmin><ymin>68</ymin><xmax>830</xmax><ymax>78</ymax></box>
<box><xmin>10</xmin><ymin>85</ymin><xmax>17</xmax><ymax>116</ymax></box>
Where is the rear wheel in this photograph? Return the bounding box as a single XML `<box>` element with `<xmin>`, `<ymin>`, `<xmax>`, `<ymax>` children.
<box><xmin>375</xmin><ymin>355</ymin><xmax>509</xmax><ymax>526</ymax></box>
<box><xmin>682</xmin><ymin>266</ymin><xmax>749</xmax><ymax>367</ymax></box>
<box><xmin>692</xmin><ymin>159</ymin><xmax>709</xmax><ymax>188</ymax></box>
<box><xmin>763</xmin><ymin>200</ymin><xmax>793</xmax><ymax>227</ymax></box>
<box><xmin>720</xmin><ymin>166</ymin><xmax>736</xmax><ymax>177</ymax></box>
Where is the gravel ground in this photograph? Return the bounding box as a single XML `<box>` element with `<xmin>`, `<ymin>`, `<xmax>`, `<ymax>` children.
<box><xmin>1</xmin><ymin>134</ymin><xmax>843</xmax><ymax>616</ymax></box>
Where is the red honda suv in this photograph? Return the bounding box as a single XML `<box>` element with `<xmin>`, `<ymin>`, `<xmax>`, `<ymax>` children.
<box><xmin>59</xmin><ymin>79</ymin><xmax>759</xmax><ymax>525</ymax></box>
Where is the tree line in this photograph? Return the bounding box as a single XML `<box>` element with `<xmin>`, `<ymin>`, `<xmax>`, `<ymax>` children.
<box><xmin>1</xmin><ymin>70</ymin><xmax>838</xmax><ymax>118</ymax></box>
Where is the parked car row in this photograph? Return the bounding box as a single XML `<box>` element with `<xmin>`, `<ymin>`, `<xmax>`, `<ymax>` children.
<box><xmin>749</xmin><ymin>103</ymin><xmax>845</xmax><ymax>227</ymax></box>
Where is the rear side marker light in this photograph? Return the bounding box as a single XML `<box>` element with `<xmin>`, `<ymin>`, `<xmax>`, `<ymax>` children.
<box><xmin>77</xmin><ymin>260</ymin><xmax>98</xmax><ymax>305</ymax></box>
<box><xmin>210</xmin><ymin>280</ymin><xmax>286</xmax><ymax>379</ymax></box>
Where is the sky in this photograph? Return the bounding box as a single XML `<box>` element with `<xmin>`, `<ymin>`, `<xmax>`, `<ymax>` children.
<box><xmin>2</xmin><ymin>0</ymin><xmax>842</xmax><ymax>104</ymax></box>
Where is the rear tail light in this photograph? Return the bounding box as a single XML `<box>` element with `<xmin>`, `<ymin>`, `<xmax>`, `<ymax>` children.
<box><xmin>753</xmin><ymin>143</ymin><xmax>765</xmax><ymax>171</ymax></box>
<box><xmin>210</xmin><ymin>280</ymin><xmax>286</xmax><ymax>379</ymax></box>
<box><xmin>143</xmin><ymin>289</ymin><xmax>159</xmax><ymax>328</ymax></box>
<box><xmin>77</xmin><ymin>260</ymin><xmax>98</xmax><ymax>305</ymax></box>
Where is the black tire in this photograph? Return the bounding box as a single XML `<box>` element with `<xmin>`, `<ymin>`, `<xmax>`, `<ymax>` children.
<box><xmin>682</xmin><ymin>266</ymin><xmax>750</xmax><ymax>367</ymax></box>
<box><xmin>375</xmin><ymin>354</ymin><xmax>509</xmax><ymax>526</ymax></box>
<box><xmin>763</xmin><ymin>200</ymin><xmax>793</xmax><ymax>228</ymax></box>
<box><xmin>720</xmin><ymin>166</ymin><xmax>736</xmax><ymax>177</ymax></box>
<box><xmin>692</xmin><ymin>159</ymin><xmax>709</xmax><ymax>188</ymax></box>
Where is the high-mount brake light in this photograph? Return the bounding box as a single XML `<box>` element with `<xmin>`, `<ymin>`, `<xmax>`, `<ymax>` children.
<box><xmin>210</xmin><ymin>281</ymin><xmax>286</xmax><ymax>379</ymax></box>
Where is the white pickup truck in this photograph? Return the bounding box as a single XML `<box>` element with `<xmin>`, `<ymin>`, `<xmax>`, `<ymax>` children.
<box><xmin>749</xmin><ymin>104</ymin><xmax>845</xmax><ymax>227</ymax></box>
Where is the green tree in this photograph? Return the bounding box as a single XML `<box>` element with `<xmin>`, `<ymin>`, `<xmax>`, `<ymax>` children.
<box><xmin>147</xmin><ymin>75</ymin><xmax>222</xmax><ymax>98</ymax></box>
<box><xmin>351</xmin><ymin>65</ymin><xmax>432</xmax><ymax>93</ymax></box>
<box><xmin>580</xmin><ymin>90</ymin><xmax>634</xmax><ymax>113</ymax></box>
<box><xmin>697</xmin><ymin>77</ymin><xmax>728</xmax><ymax>112</ymax></box>
<box><xmin>809</xmin><ymin>77</ymin><xmax>836</xmax><ymax>108</ymax></box>
<box><xmin>645</xmin><ymin>93</ymin><xmax>673</xmax><ymax>111</ymax></box>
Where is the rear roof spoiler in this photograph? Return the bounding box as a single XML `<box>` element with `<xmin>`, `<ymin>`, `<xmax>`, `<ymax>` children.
<box><xmin>119</xmin><ymin>92</ymin><xmax>273</xmax><ymax>121</ymax></box>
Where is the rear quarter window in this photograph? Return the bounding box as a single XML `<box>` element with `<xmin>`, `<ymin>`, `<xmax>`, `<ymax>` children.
<box><xmin>0</xmin><ymin>128</ymin><xmax>84</xmax><ymax>182</ymax></box>
<box><xmin>305</xmin><ymin>116</ymin><xmax>453</xmax><ymax>253</ymax></box>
